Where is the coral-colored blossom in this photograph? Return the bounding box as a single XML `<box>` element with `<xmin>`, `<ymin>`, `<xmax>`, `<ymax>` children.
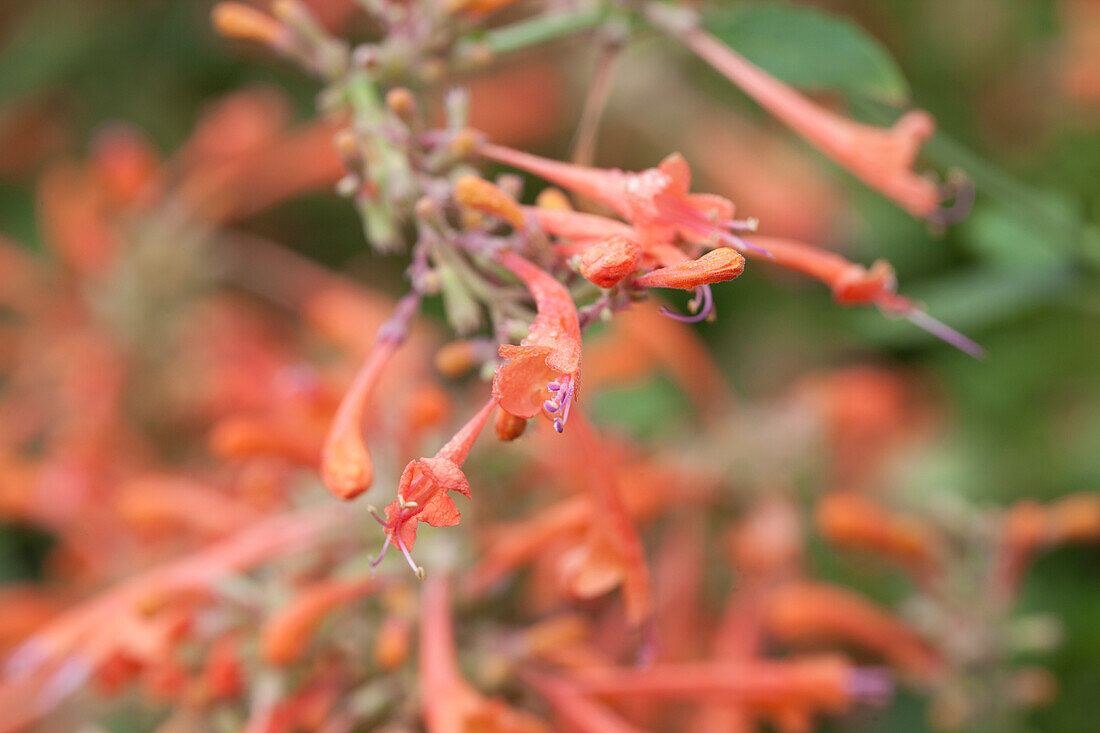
<box><xmin>670</xmin><ymin>23</ymin><xmax>963</xmax><ymax>222</ymax></box>
<box><xmin>765</xmin><ymin>582</ymin><xmax>943</xmax><ymax>680</ymax></box>
<box><xmin>493</xmin><ymin>251</ymin><xmax>582</xmax><ymax>434</ymax></box>
<box><xmin>454</xmin><ymin>175</ymin><xmax>527</xmax><ymax>230</ymax></box>
<box><xmin>745</xmin><ymin>235</ymin><xmax>984</xmax><ymax>357</ymax></box>
<box><xmin>634</xmin><ymin>247</ymin><xmax>746</xmax><ymax>290</ymax></box>
<box><xmin>321</xmin><ymin>339</ymin><xmax>398</xmax><ymax>499</ymax></box>
<box><xmin>482</xmin><ymin>145</ymin><xmax>755</xmax><ymax>258</ymax></box>
<box><xmin>373</xmin><ymin>398</ymin><xmax>497</xmax><ymax>576</ymax></box>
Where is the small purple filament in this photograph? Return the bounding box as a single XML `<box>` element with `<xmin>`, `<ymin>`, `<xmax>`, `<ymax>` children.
<box><xmin>906</xmin><ymin>309</ymin><xmax>985</xmax><ymax>359</ymax></box>
<box><xmin>660</xmin><ymin>284</ymin><xmax>714</xmax><ymax>323</ymax></box>
<box><xmin>546</xmin><ymin>376</ymin><xmax>576</xmax><ymax>434</ymax></box>
<box><xmin>847</xmin><ymin>667</ymin><xmax>895</xmax><ymax>707</ymax></box>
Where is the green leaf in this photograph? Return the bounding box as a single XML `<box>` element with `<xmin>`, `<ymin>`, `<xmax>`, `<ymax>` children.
<box><xmin>0</xmin><ymin>0</ymin><xmax>104</xmax><ymax>107</ymax></box>
<box><xmin>701</xmin><ymin>2</ymin><xmax>909</xmax><ymax>102</ymax></box>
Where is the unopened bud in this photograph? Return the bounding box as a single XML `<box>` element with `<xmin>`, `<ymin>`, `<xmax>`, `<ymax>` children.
<box><xmin>434</xmin><ymin>340</ymin><xmax>478</xmax><ymax>378</ymax></box>
<box><xmin>211</xmin><ymin>3</ymin><xmax>285</xmax><ymax>46</ymax></box>
<box><xmin>454</xmin><ymin>175</ymin><xmax>525</xmax><ymax>230</ymax></box>
<box><xmin>579</xmin><ymin>235</ymin><xmax>642</xmax><ymax>288</ymax></box>
<box><xmin>385</xmin><ymin>87</ymin><xmax>417</xmax><ymax>120</ymax></box>
<box><xmin>418</xmin><ymin>58</ymin><xmax>448</xmax><ymax>85</ymax></box>
<box><xmin>536</xmin><ymin>187</ymin><xmax>573</xmax><ymax>210</ymax></box>
<box><xmin>447</xmin><ymin>128</ymin><xmax>479</xmax><ymax>158</ymax></box>
<box><xmin>495</xmin><ymin>408</ymin><xmax>527</xmax><ymax>441</ymax></box>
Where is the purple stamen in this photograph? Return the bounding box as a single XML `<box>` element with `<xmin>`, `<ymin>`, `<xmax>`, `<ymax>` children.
<box><xmin>905</xmin><ymin>309</ymin><xmax>985</xmax><ymax>359</ymax></box>
<box><xmin>718</xmin><ymin>230</ymin><xmax>774</xmax><ymax>260</ymax></box>
<box><xmin>370</xmin><ymin>535</ymin><xmax>392</xmax><ymax>569</ymax></box>
<box><xmin>543</xmin><ymin>400</ymin><xmax>560</xmax><ymax>413</ymax></box>
<box><xmin>394</xmin><ymin>531</ymin><xmax>424</xmax><ymax>578</ymax></box>
<box><xmin>847</xmin><ymin>667</ymin><xmax>895</xmax><ymax>707</ymax></box>
<box><xmin>660</xmin><ymin>284</ymin><xmax>714</xmax><ymax>323</ymax></box>
<box><xmin>547</xmin><ymin>381</ymin><xmax>561</xmax><ymax>391</ymax></box>
<box><xmin>553</xmin><ymin>418</ymin><xmax>564</xmax><ymax>433</ymax></box>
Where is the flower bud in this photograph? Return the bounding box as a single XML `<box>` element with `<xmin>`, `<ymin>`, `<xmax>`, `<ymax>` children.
<box><xmin>454</xmin><ymin>175</ymin><xmax>526</xmax><ymax>230</ymax></box>
<box><xmin>495</xmin><ymin>407</ymin><xmax>527</xmax><ymax>441</ymax></box>
<box><xmin>579</xmin><ymin>235</ymin><xmax>642</xmax><ymax>288</ymax></box>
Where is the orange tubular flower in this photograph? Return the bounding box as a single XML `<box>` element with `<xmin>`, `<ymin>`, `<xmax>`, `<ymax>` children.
<box><xmin>745</xmin><ymin>235</ymin><xmax>984</xmax><ymax>357</ymax></box>
<box><xmin>454</xmin><ymin>175</ymin><xmax>527</xmax><ymax>230</ymax></box>
<box><xmin>211</xmin><ymin>3</ymin><xmax>291</xmax><ymax>50</ymax></box>
<box><xmin>668</xmin><ymin>21</ymin><xmax>964</xmax><ymax>223</ymax></box>
<box><xmin>523</xmin><ymin>671</ymin><xmax>646</xmax><ymax>733</ymax></box>
<box><xmin>634</xmin><ymin>247</ymin><xmax>745</xmax><ymax>290</ymax></box>
<box><xmin>322</xmin><ymin>292</ymin><xmax>421</xmax><ymax>500</ymax></box>
<box><xmin>260</xmin><ymin>576</ymin><xmax>380</xmax><ymax>666</ymax></box>
<box><xmin>765</xmin><ymin>582</ymin><xmax>943</xmax><ymax>680</ymax></box>
<box><xmin>574</xmin><ymin>655</ymin><xmax>890</xmax><ymax>718</ymax></box>
<box><xmin>482</xmin><ymin>145</ymin><xmax>757</xmax><ymax>258</ymax></box>
<box><xmin>493</xmin><ymin>251</ymin><xmax>581</xmax><ymax>434</ymax></box>
<box><xmin>816</xmin><ymin>492</ymin><xmax>942</xmax><ymax>580</ymax></box>
<box><xmin>321</xmin><ymin>338</ymin><xmax>398</xmax><ymax>499</ymax></box>
<box><xmin>373</xmin><ymin>397</ymin><xmax>497</xmax><ymax>577</ymax></box>
<box><xmin>419</xmin><ymin>577</ymin><xmax>551</xmax><ymax>733</ymax></box>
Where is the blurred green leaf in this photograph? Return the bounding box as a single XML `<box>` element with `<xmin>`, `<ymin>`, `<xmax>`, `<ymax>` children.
<box><xmin>702</xmin><ymin>2</ymin><xmax>910</xmax><ymax>102</ymax></box>
<box><xmin>0</xmin><ymin>0</ymin><xmax>104</xmax><ymax>107</ymax></box>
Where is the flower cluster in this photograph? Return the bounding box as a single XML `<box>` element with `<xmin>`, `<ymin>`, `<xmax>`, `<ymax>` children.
<box><xmin>0</xmin><ymin>2</ymin><xmax>1093</xmax><ymax>733</ymax></box>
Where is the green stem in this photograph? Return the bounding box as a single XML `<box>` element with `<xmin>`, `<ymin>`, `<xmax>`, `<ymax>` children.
<box><xmin>483</xmin><ymin>6</ymin><xmax>609</xmax><ymax>55</ymax></box>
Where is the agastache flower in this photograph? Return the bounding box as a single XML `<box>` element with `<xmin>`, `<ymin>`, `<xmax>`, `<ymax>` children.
<box><xmin>322</xmin><ymin>293</ymin><xmax>420</xmax><ymax>500</ymax></box>
<box><xmin>765</xmin><ymin>582</ymin><xmax>943</xmax><ymax>680</ymax></box>
<box><xmin>481</xmin><ymin>145</ymin><xmax>758</xmax><ymax>257</ymax></box>
<box><xmin>493</xmin><ymin>251</ymin><xmax>582</xmax><ymax>434</ymax></box>
<box><xmin>370</xmin><ymin>397</ymin><xmax>497</xmax><ymax>578</ymax></box>
<box><xmin>658</xmin><ymin>15</ymin><xmax>969</xmax><ymax>223</ymax></box>
<box><xmin>745</xmin><ymin>235</ymin><xmax>984</xmax><ymax>357</ymax></box>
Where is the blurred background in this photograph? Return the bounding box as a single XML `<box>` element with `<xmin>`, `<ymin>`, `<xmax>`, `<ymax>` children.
<box><xmin>1</xmin><ymin>1</ymin><xmax>1098</xmax><ymax>730</ymax></box>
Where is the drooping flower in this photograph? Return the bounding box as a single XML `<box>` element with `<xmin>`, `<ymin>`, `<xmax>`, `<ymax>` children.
<box><xmin>663</xmin><ymin>19</ymin><xmax>969</xmax><ymax>223</ymax></box>
<box><xmin>321</xmin><ymin>338</ymin><xmax>399</xmax><ymax>499</ymax></box>
<box><xmin>745</xmin><ymin>235</ymin><xmax>984</xmax><ymax>357</ymax></box>
<box><xmin>815</xmin><ymin>492</ymin><xmax>943</xmax><ymax>581</ymax></box>
<box><xmin>492</xmin><ymin>251</ymin><xmax>581</xmax><ymax>434</ymax></box>
<box><xmin>372</xmin><ymin>397</ymin><xmax>497</xmax><ymax>577</ymax></box>
<box><xmin>633</xmin><ymin>247</ymin><xmax>745</xmax><ymax>290</ymax></box>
